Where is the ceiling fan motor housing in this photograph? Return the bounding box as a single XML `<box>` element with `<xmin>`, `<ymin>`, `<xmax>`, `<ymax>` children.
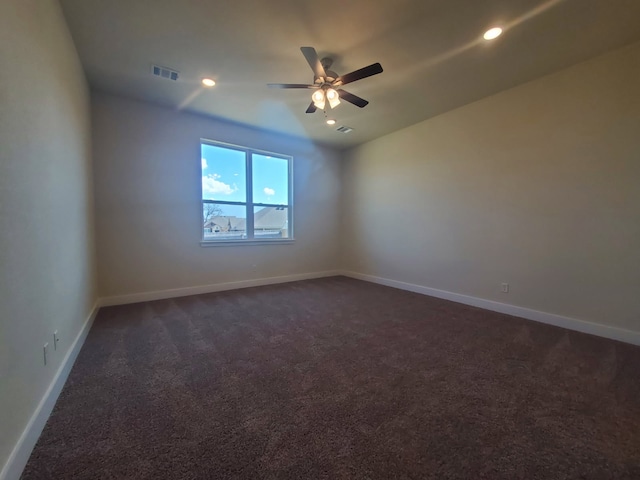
<box><xmin>315</xmin><ymin>72</ymin><xmax>338</xmax><ymax>85</ymax></box>
<box><xmin>315</xmin><ymin>58</ymin><xmax>338</xmax><ymax>84</ymax></box>
<box><xmin>320</xmin><ymin>57</ymin><xmax>333</xmax><ymax>70</ymax></box>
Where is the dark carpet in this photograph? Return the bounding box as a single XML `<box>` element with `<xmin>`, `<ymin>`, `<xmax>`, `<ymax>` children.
<box><xmin>22</xmin><ymin>276</ymin><xmax>640</xmax><ymax>479</ymax></box>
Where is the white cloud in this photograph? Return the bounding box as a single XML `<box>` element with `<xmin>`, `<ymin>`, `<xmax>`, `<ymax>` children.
<box><xmin>263</xmin><ymin>187</ymin><xmax>275</xmax><ymax>196</ymax></box>
<box><xmin>202</xmin><ymin>173</ymin><xmax>237</xmax><ymax>196</ymax></box>
<box><xmin>201</xmin><ymin>158</ymin><xmax>208</xmax><ymax>170</ymax></box>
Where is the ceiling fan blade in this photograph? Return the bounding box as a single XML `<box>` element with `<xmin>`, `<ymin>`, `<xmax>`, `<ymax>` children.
<box><xmin>300</xmin><ymin>46</ymin><xmax>327</xmax><ymax>80</ymax></box>
<box><xmin>267</xmin><ymin>83</ymin><xmax>316</xmax><ymax>89</ymax></box>
<box><xmin>336</xmin><ymin>63</ymin><xmax>383</xmax><ymax>86</ymax></box>
<box><xmin>305</xmin><ymin>102</ymin><xmax>317</xmax><ymax>114</ymax></box>
<box><xmin>338</xmin><ymin>90</ymin><xmax>369</xmax><ymax>108</ymax></box>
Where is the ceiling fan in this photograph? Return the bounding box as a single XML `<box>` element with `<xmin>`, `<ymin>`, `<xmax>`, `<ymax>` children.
<box><xmin>268</xmin><ymin>47</ymin><xmax>383</xmax><ymax>114</ymax></box>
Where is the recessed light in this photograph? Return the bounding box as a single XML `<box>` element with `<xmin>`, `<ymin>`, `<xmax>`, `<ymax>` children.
<box><xmin>326</xmin><ymin>119</ymin><xmax>336</xmax><ymax>125</ymax></box>
<box><xmin>202</xmin><ymin>78</ymin><xmax>216</xmax><ymax>87</ymax></box>
<box><xmin>483</xmin><ymin>27</ymin><xmax>503</xmax><ymax>40</ymax></box>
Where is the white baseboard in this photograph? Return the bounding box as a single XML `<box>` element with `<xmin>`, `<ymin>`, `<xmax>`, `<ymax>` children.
<box><xmin>98</xmin><ymin>270</ymin><xmax>342</xmax><ymax>307</ymax></box>
<box><xmin>0</xmin><ymin>302</ymin><xmax>100</xmax><ymax>480</ymax></box>
<box><xmin>342</xmin><ymin>271</ymin><xmax>640</xmax><ymax>347</ymax></box>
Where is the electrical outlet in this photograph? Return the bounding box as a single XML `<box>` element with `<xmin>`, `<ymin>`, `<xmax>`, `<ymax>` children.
<box><xmin>501</xmin><ymin>283</ymin><xmax>509</xmax><ymax>293</ymax></box>
<box><xmin>53</xmin><ymin>330</ymin><xmax>59</xmax><ymax>350</ymax></box>
<box><xmin>43</xmin><ymin>343</ymin><xmax>49</xmax><ymax>365</ymax></box>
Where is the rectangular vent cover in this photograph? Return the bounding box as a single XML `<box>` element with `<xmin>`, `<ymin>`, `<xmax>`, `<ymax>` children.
<box><xmin>152</xmin><ymin>64</ymin><xmax>179</xmax><ymax>81</ymax></box>
<box><xmin>336</xmin><ymin>126</ymin><xmax>354</xmax><ymax>133</ymax></box>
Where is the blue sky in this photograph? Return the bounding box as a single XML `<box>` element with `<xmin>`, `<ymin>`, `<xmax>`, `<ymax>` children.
<box><xmin>201</xmin><ymin>144</ymin><xmax>288</xmax><ymax>206</ymax></box>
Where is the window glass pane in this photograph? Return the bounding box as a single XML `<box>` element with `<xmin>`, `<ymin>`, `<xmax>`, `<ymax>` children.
<box><xmin>252</xmin><ymin>154</ymin><xmax>289</xmax><ymax>205</ymax></box>
<box><xmin>203</xmin><ymin>203</ymin><xmax>247</xmax><ymax>240</ymax></box>
<box><xmin>201</xmin><ymin>144</ymin><xmax>246</xmax><ymax>203</ymax></box>
<box><xmin>254</xmin><ymin>206</ymin><xmax>289</xmax><ymax>239</ymax></box>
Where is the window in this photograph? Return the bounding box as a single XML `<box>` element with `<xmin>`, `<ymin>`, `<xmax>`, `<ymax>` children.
<box><xmin>201</xmin><ymin>140</ymin><xmax>293</xmax><ymax>244</ymax></box>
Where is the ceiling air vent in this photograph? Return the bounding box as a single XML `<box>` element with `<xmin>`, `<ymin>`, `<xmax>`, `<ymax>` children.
<box><xmin>151</xmin><ymin>64</ymin><xmax>179</xmax><ymax>81</ymax></box>
<box><xmin>336</xmin><ymin>125</ymin><xmax>354</xmax><ymax>133</ymax></box>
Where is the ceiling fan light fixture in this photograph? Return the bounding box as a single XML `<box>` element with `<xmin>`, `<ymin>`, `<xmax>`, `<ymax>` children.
<box><xmin>312</xmin><ymin>89</ymin><xmax>326</xmax><ymax>109</ymax></box>
<box><xmin>326</xmin><ymin>88</ymin><xmax>341</xmax><ymax>109</ymax></box>
<box><xmin>483</xmin><ymin>27</ymin><xmax>503</xmax><ymax>40</ymax></box>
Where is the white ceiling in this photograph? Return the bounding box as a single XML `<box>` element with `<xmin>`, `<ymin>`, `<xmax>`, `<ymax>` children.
<box><xmin>59</xmin><ymin>0</ymin><xmax>640</xmax><ymax>149</ymax></box>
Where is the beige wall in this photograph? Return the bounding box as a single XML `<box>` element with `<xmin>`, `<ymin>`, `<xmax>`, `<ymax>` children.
<box><xmin>0</xmin><ymin>0</ymin><xmax>96</xmax><ymax>473</ymax></box>
<box><xmin>342</xmin><ymin>41</ymin><xmax>640</xmax><ymax>332</ymax></box>
<box><xmin>92</xmin><ymin>93</ymin><xmax>342</xmax><ymax>298</ymax></box>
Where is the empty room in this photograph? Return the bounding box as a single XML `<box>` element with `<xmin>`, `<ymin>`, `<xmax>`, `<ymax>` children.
<box><xmin>2</xmin><ymin>0</ymin><xmax>640</xmax><ymax>478</ymax></box>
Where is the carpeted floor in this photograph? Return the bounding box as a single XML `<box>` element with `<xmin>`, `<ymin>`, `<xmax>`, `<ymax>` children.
<box><xmin>22</xmin><ymin>276</ymin><xmax>640</xmax><ymax>479</ymax></box>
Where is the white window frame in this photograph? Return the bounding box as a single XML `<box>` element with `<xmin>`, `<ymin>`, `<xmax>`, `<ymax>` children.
<box><xmin>200</xmin><ymin>139</ymin><xmax>294</xmax><ymax>246</ymax></box>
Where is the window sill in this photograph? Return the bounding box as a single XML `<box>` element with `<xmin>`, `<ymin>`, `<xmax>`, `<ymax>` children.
<box><xmin>200</xmin><ymin>239</ymin><xmax>295</xmax><ymax>247</ymax></box>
